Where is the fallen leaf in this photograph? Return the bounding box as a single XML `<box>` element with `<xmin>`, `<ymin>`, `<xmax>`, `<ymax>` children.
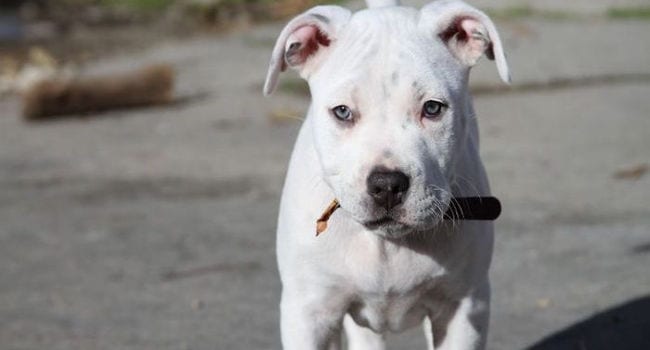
<box><xmin>613</xmin><ymin>163</ymin><xmax>649</xmax><ymax>180</ymax></box>
<box><xmin>191</xmin><ymin>299</ymin><xmax>204</xmax><ymax>311</ymax></box>
<box><xmin>536</xmin><ymin>298</ymin><xmax>551</xmax><ymax>309</ymax></box>
<box><xmin>268</xmin><ymin>108</ymin><xmax>303</xmax><ymax>124</ymax></box>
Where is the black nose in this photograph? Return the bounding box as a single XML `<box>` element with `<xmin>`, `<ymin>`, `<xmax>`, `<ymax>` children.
<box><xmin>366</xmin><ymin>169</ymin><xmax>410</xmax><ymax>210</ymax></box>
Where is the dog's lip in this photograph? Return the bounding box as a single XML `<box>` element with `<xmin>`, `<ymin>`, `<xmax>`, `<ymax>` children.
<box><xmin>363</xmin><ymin>216</ymin><xmax>404</xmax><ymax>230</ymax></box>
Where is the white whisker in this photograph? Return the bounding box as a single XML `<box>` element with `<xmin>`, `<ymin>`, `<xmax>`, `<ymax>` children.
<box><xmin>451</xmin><ymin>174</ymin><xmax>482</xmax><ymax>198</ymax></box>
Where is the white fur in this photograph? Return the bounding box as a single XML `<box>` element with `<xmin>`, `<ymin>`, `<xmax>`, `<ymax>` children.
<box><xmin>265</xmin><ymin>1</ymin><xmax>509</xmax><ymax>349</ymax></box>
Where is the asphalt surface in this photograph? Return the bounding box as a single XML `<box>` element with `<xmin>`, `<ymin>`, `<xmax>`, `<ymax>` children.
<box><xmin>1</xmin><ymin>2</ymin><xmax>649</xmax><ymax>349</ymax></box>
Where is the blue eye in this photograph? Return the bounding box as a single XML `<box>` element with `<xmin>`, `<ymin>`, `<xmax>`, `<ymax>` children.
<box><xmin>332</xmin><ymin>105</ymin><xmax>352</xmax><ymax>121</ymax></box>
<box><xmin>422</xmin><ymin>100</ymin><xmax>445</xmax><ymax>119</ymax></box>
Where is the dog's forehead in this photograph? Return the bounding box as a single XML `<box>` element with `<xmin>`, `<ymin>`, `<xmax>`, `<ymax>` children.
<box><xmin>349</xmin><ymin>6</ymin><xmax>419</xmax><ymax>30</ymax></box>
<box><xmin>313</xmin><ymin>7</ymin><xmax>458</xmax><ymax>95</ymax></box>
<box><xmin>341</xmin><ymin>7</ymin><xmax>422</xmax><ymax>55</ymax></box>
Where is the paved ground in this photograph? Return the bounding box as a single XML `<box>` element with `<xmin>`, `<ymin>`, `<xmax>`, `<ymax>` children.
<box><xmin>1</xmin><ymin>1</ymin><xmax>650</xmax><ymax>349</ymax></box>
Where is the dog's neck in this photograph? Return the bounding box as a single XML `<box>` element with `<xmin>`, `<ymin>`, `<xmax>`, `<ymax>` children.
<box><xmin>449</xmin><ymin>91</ymin><xmax>491</xmax><ymax>198</ymax></box>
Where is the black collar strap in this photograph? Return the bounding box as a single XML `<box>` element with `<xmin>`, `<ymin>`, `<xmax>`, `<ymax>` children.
<box><xmin>443</xmin><ymin>197</ymin><xmax>501</xmax><ymax>221</ymax></box>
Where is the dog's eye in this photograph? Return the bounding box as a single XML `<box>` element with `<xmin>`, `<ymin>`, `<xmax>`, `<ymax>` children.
<box><xmin>331</xmin><ymin>105</ymin><xmax>352</xmax><ymax>121</ymax></box>
<box><xmin>422</xmin><ymin>100</ymin><xmax>445</xmax><ymax>119</ymax></box>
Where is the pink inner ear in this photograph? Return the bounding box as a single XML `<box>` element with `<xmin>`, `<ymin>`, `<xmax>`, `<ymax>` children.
<box><xmin>292</xmin><ymin>25</ymin><xmax>318</xmax><ymax>45</ymax></box>
<box><xmin>285</xmin><ymin>25</ymin><xmax>331</xmax><ymax>68</ymax></box>
<box><xmin>460</xmin><ymin>18</ymin><xmax>490</xmax><ymax>55</ymax></box>
<box><xmin>440</xmin><ymin>17</ymin><xmax>491</xmax><ymax>65</ymax></box>
<box><xmin>440</xmin><ymin>17</ymin><xmax>467</xmax><ymax>43</ymax></box>
<box><xmin>290</xmin><ymin>26</ymin><xmax>318</xmax><ymax>43</ymax></box>
<box><xmin>459</xmin><ymin>17</ymin><xmax>482</xmax><ymax>38</ymax></box>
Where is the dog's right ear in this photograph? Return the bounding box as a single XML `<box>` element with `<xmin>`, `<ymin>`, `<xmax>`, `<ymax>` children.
<box><xmin>419</xmin><ymin>0</ymin><xmax>511</xmax><ymax>84</ymax></box>
<box><xmin>263</xmin><ymin>6</ymin><xmax>351</xmax><ymax>96</ymax></box>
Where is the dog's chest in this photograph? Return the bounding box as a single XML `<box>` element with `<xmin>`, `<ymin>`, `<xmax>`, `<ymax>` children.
<box><xmin>348</xmin><ymin>288</ymin><xmax>430</xmax><ymax>333</ymax></box>
<box><xmin>339</xmin><ymin>236</ymin><xmax>445</xmax><ymax>332</ymax></box>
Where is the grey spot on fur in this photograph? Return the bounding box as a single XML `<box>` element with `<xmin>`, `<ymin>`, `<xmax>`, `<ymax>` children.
<box><xmin>391</xmin><ymin>71</ymin><xmax>399</xmax><ymax>85</ymax></box>
<box><xmin>382</xmin><ymin>81</ymin><xmax>390</xmax><ymax>99</ymax></box>
<box><xmin>382</xmin><ymin>150</ymin><xmax>393</xmax><ymax>158</ymax></box>
<box><xmin>311</xmin><ymin>13</ymin><xmax>330</xmax><ymax>24</ymax></box>
<box><xmin>412</xmin><ymin>81</ymin><xmax>426</xmax><ymax>101</ymax></box>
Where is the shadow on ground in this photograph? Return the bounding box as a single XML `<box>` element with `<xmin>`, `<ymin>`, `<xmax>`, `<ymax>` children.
<box><xmin>528</xmin><ymin>296</ymin><xmax>650</xmax><ymax>350</ymax></box>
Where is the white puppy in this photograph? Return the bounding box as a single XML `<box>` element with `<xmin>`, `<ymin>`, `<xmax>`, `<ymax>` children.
<box><xmin>264</xmin><ymin>1</ymin><xmax>510</xmax><ymax>349</ymax></box>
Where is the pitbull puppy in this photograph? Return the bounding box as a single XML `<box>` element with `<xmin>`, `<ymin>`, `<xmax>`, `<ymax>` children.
<box><xmin>264</xmin><ymin>1</ymin><xmax>510</xmax><ymax>349</ymax></box>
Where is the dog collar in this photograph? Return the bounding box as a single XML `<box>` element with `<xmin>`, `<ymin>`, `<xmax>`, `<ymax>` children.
<box><xmin>316</xmin><ymin>197</ymin><xmax>501</xmax><ymax>236</ymax></box>
<box><xmin>443</xmin><ymin>197</ymin><xmax>502</xmax><ymax>221</ymax></box>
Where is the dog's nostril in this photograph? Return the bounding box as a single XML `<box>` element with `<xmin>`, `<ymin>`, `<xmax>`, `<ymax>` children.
<box><xmin>366</xmin><ymin>169</ymin><xmax>410</xmax><ymax>210</ymax></box>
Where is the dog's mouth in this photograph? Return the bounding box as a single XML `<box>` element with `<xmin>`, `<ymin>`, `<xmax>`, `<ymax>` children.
<box><xmin>363</xmin><ymin>216</ymin><xmax>407</xmax><ymax>230</ymax></box>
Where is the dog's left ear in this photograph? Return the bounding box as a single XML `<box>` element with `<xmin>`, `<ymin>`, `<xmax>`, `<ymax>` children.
<box><xmin>263</xmin><ymin>6</ymin><xmax>352</xmax><ymax>96</ymax></box>
<box><xmin>419</xmin><ymin>0</ymin><xmax>511</xmax><ymax>83</ymax></box>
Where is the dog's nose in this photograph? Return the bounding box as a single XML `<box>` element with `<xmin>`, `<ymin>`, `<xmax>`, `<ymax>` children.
<box><xmin>366</xmin><ymin>169</ymin><xmax>410</xmax><ymax>210</ymax></box>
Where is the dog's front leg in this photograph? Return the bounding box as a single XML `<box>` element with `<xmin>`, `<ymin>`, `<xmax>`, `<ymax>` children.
<box><xmin>424</xmin><ymin>282</ymin><xmax>490</xmax><ymax>350</ymax></box>
<box><xmin>280</xmin><ymin>289</ymin><xmax>345</xmax><ymax>350</ymax></box>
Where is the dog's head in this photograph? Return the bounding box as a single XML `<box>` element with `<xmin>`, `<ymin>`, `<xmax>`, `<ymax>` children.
<box><xmin>265</xmin><ymin>1</ymin><xmax>509</xmax><ymax>238</ymax></box>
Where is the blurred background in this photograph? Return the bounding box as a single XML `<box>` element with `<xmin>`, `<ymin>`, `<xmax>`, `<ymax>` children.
<box><xmin>1</xmin><ymin>0</ymin><xmax>649</xmax><ymax>349</ymax></box>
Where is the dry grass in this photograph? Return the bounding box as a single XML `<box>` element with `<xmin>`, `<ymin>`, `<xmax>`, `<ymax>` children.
<box><xmin>607</xmin><ymin>6</ymin><xmax>650</xmax><ymax>20</ymax></box>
